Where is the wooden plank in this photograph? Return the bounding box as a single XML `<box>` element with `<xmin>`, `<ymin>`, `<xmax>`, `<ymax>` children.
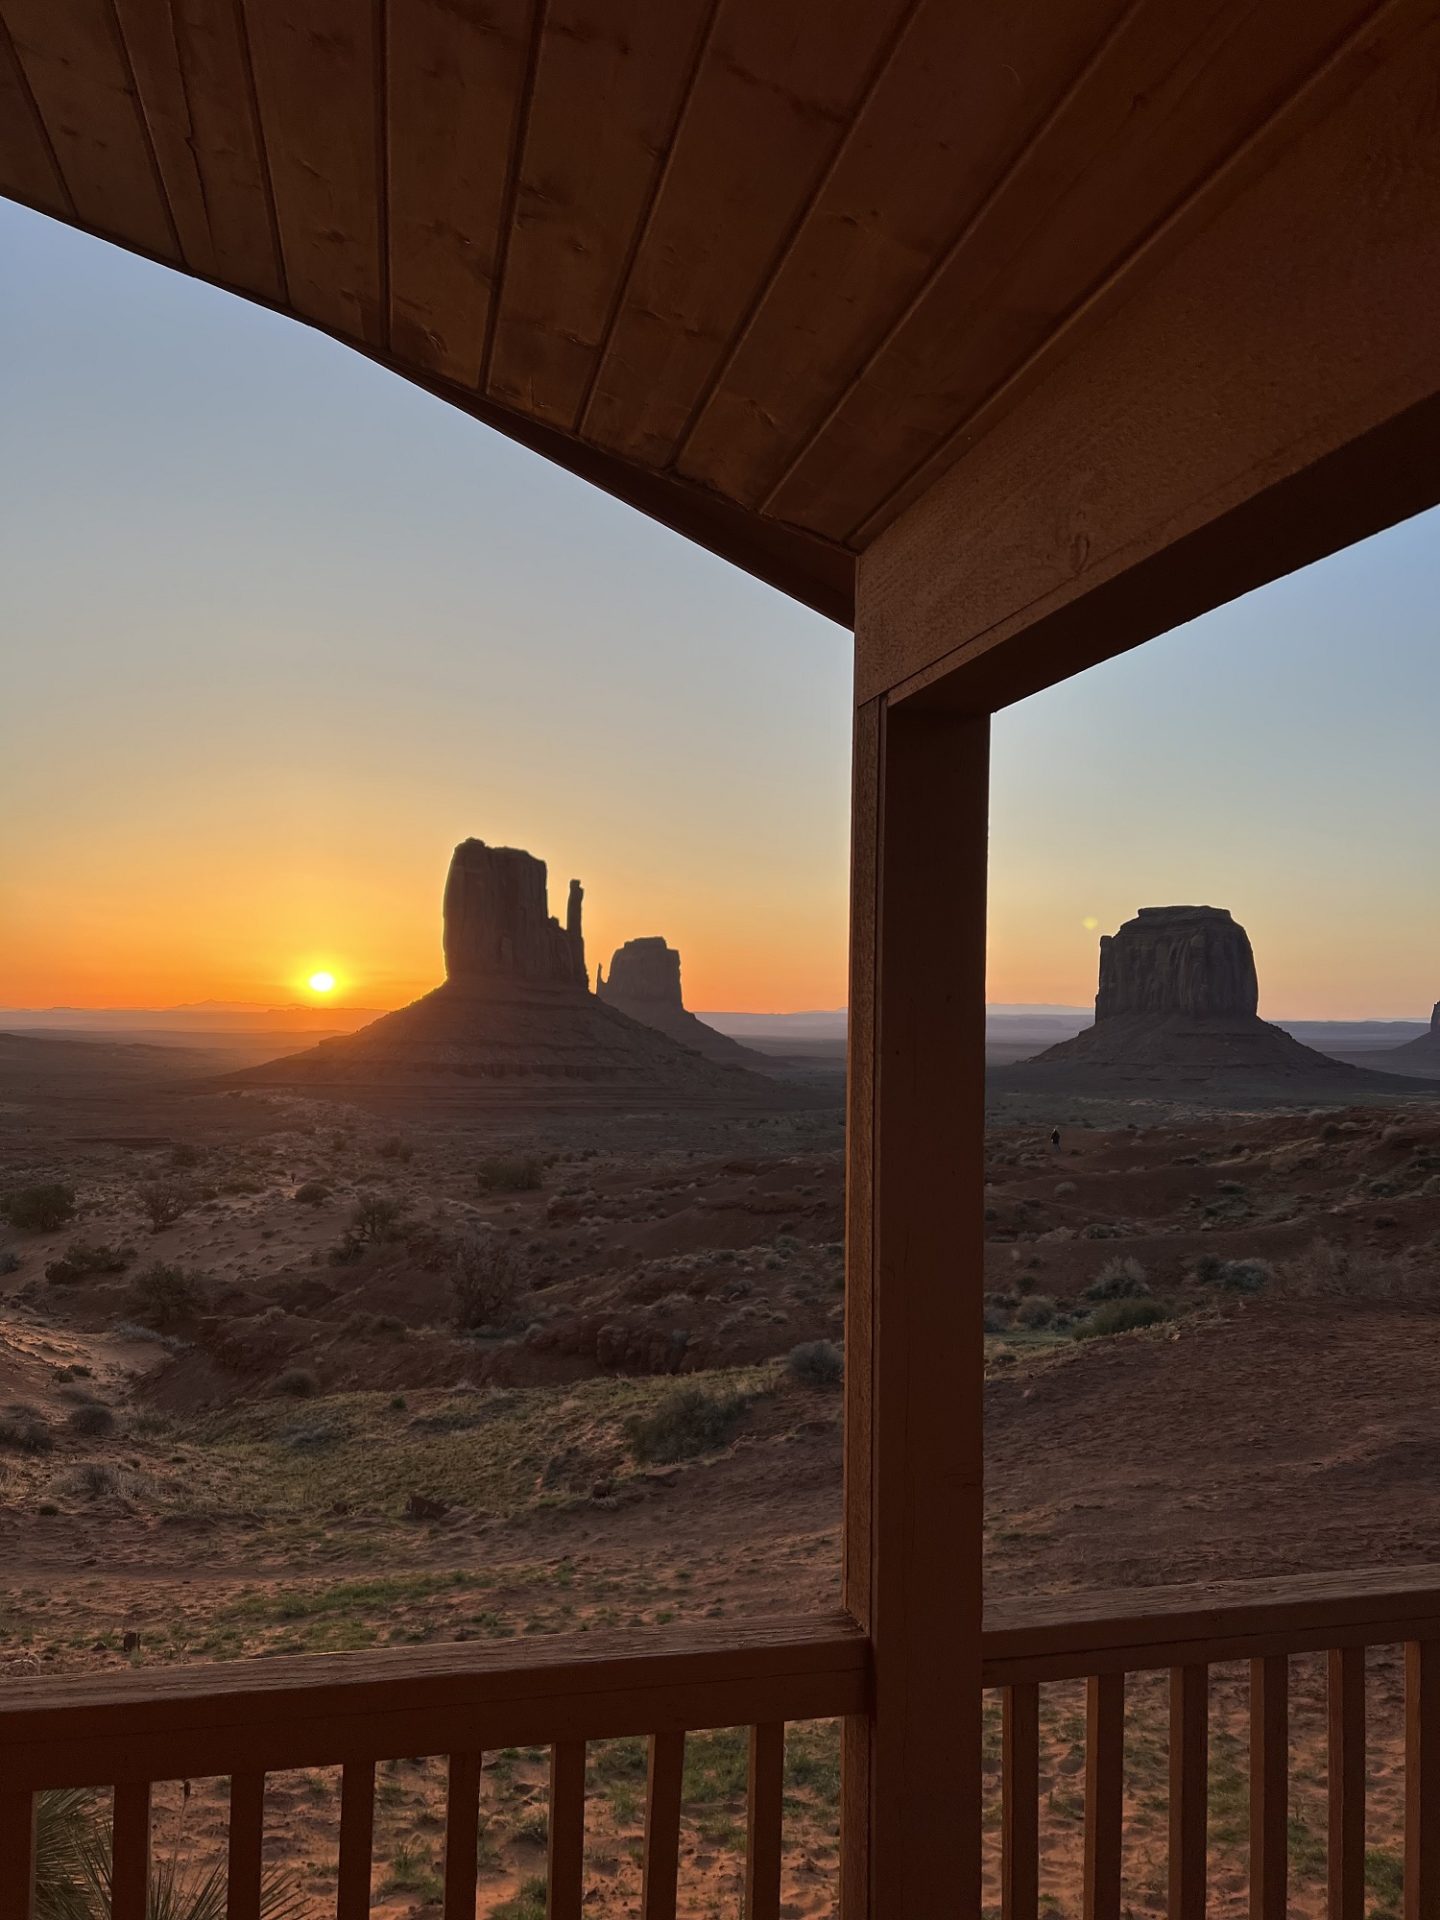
<box><xmin>640</xmin><ymin>1730</ymin><xmax>684</xmax><ymax>1920</ymax></box>
<box><xmin>857</xmin><ymin>0</ymin><xmax>1440</xmax><ymax>709</ymax></box>
<box><xmin>385</xmin><ymin>0</ymin><xmax>531</xmax><ymax>384</ymax></box>
<box><xmin>225</xmin><ymin>1772</ymin><xmax>265</xmax><ymax>1920</ymax></box>
<box><xmin>1083</xmin><ymin>1673</ymin><xmax>1124</xmax><ymax>1920</ymax></box>
<box><xmin>546</xmin><ymin>1739</ymin><xmax>586</xmax><ymax>1919</ymax></box>
<box><xmin>1406</xmin><ymin>1640</ymin><xmax>1440</xmax><ymax>1920</ymax></box>
<box><xmin>0</xmin><ymin>1792</ymin><xmax>35</xmax><ymax>1920</ymax></box>
<box><xmin>0</xmin><ymin>14</ymin><xmax>70</xmax><ymax>218</ymax></box>
<box><xmin>841</xmin><ymin>692</ymin><xmax>989</xmax><ymax>1916</ymax></box>
<box><xmin>111</xmin><ymin>0</ymin><xmax>284</xmax><ymax>296</ymax></box>
<box><xmin>1249</xmin><ymin>1656</ymin><xmax>1288</xmax><ymax>1920</ymax></box>
<box><xmin>1168</xmin><ymin>1666</ymin><xmax>1207</xmax><ymax>1920</ymax></box>
<box><xmin>110</xmin><ymin>1780</ymin><xmax>151</xmax><ymax>1920</ymax></box>
<box><xmin>1001</xmin><ymin>1685</ymin><xmax>1039</xmax><ymax>1920</ymax></box>
<box><xmin>487</xmin><ymin>0</ymin><xmax>713</xmax><ymax>427</ymax></box>
<box><xmin>581</xmin><ymin>0</ymin><xmax>912</xmax><ymax>466</ymax></box>
<box><xmin>337</xmin><ymin>1759</ymin><xmax>376</xmax><ymax>1920</ymax></box>
<box><xmin>744</xmin><ymin>1723</ymin><xmax>784</xmax><ymax>1920</ymax></box>
<box><xmin>0</xmin><ymin>0</ymin><xmax>177</xmax><ymax>256</ymax></box>
<box><xmin>240</xmin><ymin>0</ymin><xmax>384</xmax><ymax>345</ymax></box>
<box><xmin>444</xmin><ymin>1749</ymin><xmax>483</xmax><ymax>1920</ymax></box>
<box><xmin>1327</xmin><ymin>1647</ymin><xmax>1365</xmax><ymax>1920</ymax></box>
<box><xmin>678</xmin><ymin>0</ymin><xmax>1128</xmax><ymax>506</ymax></box>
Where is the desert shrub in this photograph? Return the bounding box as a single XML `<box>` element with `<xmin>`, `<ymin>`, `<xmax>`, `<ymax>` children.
<box><xmin>45</xmin><ymin>1240</ymin><xmax>133</xmax><ymax>1285</ymax></box>
<box><xmin>477</xmin><ymin>1155</ymin><xmax>544</xmax><ymax>1195</ymax></box>
<box><xmin>450</xmin><ymin>1231</ymin><xmax>525</xmax><ymax>1331</ymax></box>
<box><xmin>1012</xmin><ymin>1294</ymin><xmax>1058</xmax><ymax>1329</ymax></box>
<box><xmin>1081</xmin><ymin>1222</ymin><xmax>1125</xmax><ymax>1240</ymax></box>
<box><xmin>327</xmin><ymin>1234</ymin><xmax>367</xmax><ymax>1267</ymax></box>
<box><xmin>1287</xmin><ymin>1240</ymin><xmax>1405</xmax><ymax>1298</ymax></box>
<box><xmin>135</xmin><ymin>1179</ymin><xmax>192</xmax><ymax>1234</ymax></box>
<box><xmin>1191</xmin><ymin>1254</ymin><xmax>1274</xmax><ymax>1294</ymax></box>
<box><xmin>625</xmin><ymin>1386</ymin><xmax>746</xmax><ymax>1464</ymax></box>
<box><xmin>1076</xmin><ymin>1297</ymin><xmax>1170</xmax><ymax>1339</ymax></box>
<box><xmin>350</xmin><ymin>1193</ymin><xmax>408</xmax><ymax>1244</ymax></box>
<box><xmin>124</xmin><ymin>1261</ymin><xmax>204</xmax><ymax>1329</ymax></box>
<box><xmin>66</xmin><ymin>1403</ymin><xmax>116</xmax><ymax>1438</ymax></box>
<box><xmin>1053</xmin><ymin>1180</ymin><xmax>1077</xmax><ymax>1197</ymax></box>
<box><xmin>1</xmin><ymin>1183</ymin><xmax>76</xmax><ymax>1232</ymax></box>
<box><xmin>293</xmin><ymin>1181</ymin><xmax>330</xmax><ymax>1206</ymax></box>
<box><xmin>0</xmin><ymin>1245</ymin><xmax>20</xmax><ymax>1276</ymax></box>
<box><xmin>273</xmin><ymin>1366</ymin><xmax>319</xmax><ymax>1399</ymax></box>
<box><xmin>169</xmin><ymin>1142</ymin><xmax>207</xmax><ymax>1170</ymax></box>
<box><xmin>378</xmin><ymin>1134</ymin><xmax>413</xmax><ymax>1163</ymax></box>
<box><xmin>1084</xmin><ymin>1256</ymin><xmax>1150</xmax><ymax>1302</ymax></box>
<box><xmin>786</xmin><ymin>1340</ymin><xmax>843</xmax><ymax>1389</ymax></box>
<box><xmin>0</xmin><ymin>1407</ymin><xmax>52</xmax><ymax>1453</ymax></box>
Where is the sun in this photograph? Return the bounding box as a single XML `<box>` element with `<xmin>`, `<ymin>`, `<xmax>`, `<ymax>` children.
<box><xmin>307</xmin><ymin>971</ymin><xmax>336</xmax><ymax>994</ymax></box>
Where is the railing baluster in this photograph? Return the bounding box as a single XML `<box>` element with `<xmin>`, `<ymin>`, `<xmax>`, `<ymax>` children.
<box><xmin>1407</xmin><ymin>1639</ymin><xmax>1440</xmax><ymax>1920</ymax></box>
<box><xmin>0</xmin><ymin>1793</ymin><xmax>36</xmax><ymax>1920</ymax></box>
<box><xmin>111</xmin><ymin>1781</ymin><xmax>152</xmax><ymax>1920</ymax></box>
<box><xmin>744</xmin><ymin>1722</ymin><xmax>784</xmax><ymax>1920</ymax></box>
<box><xmin>337</xmin><ymin>1759</ymin><xmax>376</xmax><ymax>1920</ymax></box>
<box><xmin>1249</xmin><ymin>1656</ymin><xmax>1288</xmax><ymax>1920</ymax></box>
<box><xmin>1169</xmin><ymin>1665</ymin><xmax>1208</xmax><ymax>1920</ymax></box>
<box><xmin>1327</xmin><ymin>1647</ymin><xmax>1365</xmax><ymax>1920</ymax></box>
<box><xmin>641</xmin><ymin>1729</ymin><xmax>685</xmax><ymax>1920</ymax></box>
<box><xmin>444</xmin><ymin>1749</ymin><xmax>483</xmax><ymax>1920</ymax></box>
<box><xmin>226</xmin><ymin>1772</ymin><xmax>265</xmax><ymax>1920</ymax></box>
<box><xmin>1002</xmin><ymin>1683</ymin><xmax>1039</xmax><ymax>1920</ymax></box>
<box><xmin>547</xmin><ymin>1740</ymin><xmax>586</xmax><ymax>1919</ymax></box>
<box><xmin>1084</xmin><ymin>1673</ymin><xmax>1124</xmax><ymax>1920</ymax></box>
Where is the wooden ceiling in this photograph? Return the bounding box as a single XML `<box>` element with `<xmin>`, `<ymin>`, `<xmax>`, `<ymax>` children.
<box><xmin>0</xmin><ymin>0</ymin><xmax>1395</xmax><ymax>622</ymax></box>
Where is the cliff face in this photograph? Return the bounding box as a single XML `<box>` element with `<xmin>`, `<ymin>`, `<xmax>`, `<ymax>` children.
<box><xmin>1096</xmin><ymin>907</ymin><xmax>1258</xmax><ymax>1021</ymax></box>
<box><xmin>598</xmin><ymin>937</ymin><xmax>766</xmax><ymax>1067</ymax></box>
<box><xmin>441</xmin><ymin>840</ymin><xmax>586</xmax><ymax>990</ymax></box>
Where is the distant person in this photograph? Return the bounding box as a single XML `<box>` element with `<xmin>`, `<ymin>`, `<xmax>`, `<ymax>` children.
<box><xmin>1050</xmin><ymin>1128</ymin><xmax>1061</xmax><ymax>1153</ymax></box>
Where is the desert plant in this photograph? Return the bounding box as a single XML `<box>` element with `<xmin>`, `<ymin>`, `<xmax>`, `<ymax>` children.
<box><xmin>1084</xmin><ymin>1256</ymin><xmax>1150</xmax><ymax>1302</ymax></box>
<box><xmin>377</xmin><ymin>1134</ymin><xmax>413</xmax><ymax>1162</ymax></box>
<box><xmin>2</xmin><ymin>1183</ymin><xmax>76</xmax><ymax>1232</ymax></box>
<box><xmin>1191</xmin><ymin>1254</ymin><xmax>1274</xmax><ymax>1294</ymax></box>
<box><xmin>1075</xmin><ymin>1297</ymin><xmax>1170</xmax><ymax>1340</ymax></box>
<box><xmin>625</xmin><ymin>1385</ymin><xmax>746</xmax><ymax>1464</ymax></box>
<box><xmin>168</xmin><ymin>1143</ymin><xmax>207</xmax><ymax>1171</ymax></box>
<box><xmin>786</xmin><ymin>1340</ymin><xmax>843</xmax><ymax>1389</ymax></box>
<box><xmin>66</xmin><ymin>1403</ymin><xmax>116</xmax><ymax>1438</ymax></box>
<box><xmin>1012</xmin><ymin>1293</ymin><xmax>1058</xmax><ymax>1329</ymax></box>
<box><xmin>124</xmin><ymin>1261</ymin><xmax>204</xmax><ymax>1330</ymax></box>
<box><xmin>135</xmin><ymin>1180</ymin><xmax>192</xmax><ymax>1234</ymax></box>
<box><xmin>476</xmin><ymin>1155</ymin><xmax>544</xmax><ymax>1195</ymax></box>
<box><xmin>0</xmin><ymin>1245</ymin><xmax>20</xmax><ymax>1275</ymax></box>
<box><xmin>45</xmin><ymin>1241</ymin><xmax>133</xmax><ymax>1285</ymax></box>
<box><xmin>293</xmin><ymin>1181</ymin><xmax>330</xmax><ymax>1207</ymax></box>
<box><xmin>350</xmin><ymin>1193</ymin><xmax>407</xmax><ymax>1244</ymax></box>
<box><xmin>0</xmin><ymin>1406</ymin><xmax>53</xmax><ymax>1453</ymax></box>
<box><xmin>273</xmin><ymin>1366</ymin><xmax>319</xmax><ymax>1399</ymax></box>
<box><xmin>450</xmin><ymin>1231</ymin><xmax>525</xmax><ymax>1331</ymax></box>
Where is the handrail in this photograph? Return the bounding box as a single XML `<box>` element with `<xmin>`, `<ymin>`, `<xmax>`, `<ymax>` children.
<box><xmin>0</xmin><ymin>1611</ymin><xmax>867</xmax><ymax>1793</ymax></box>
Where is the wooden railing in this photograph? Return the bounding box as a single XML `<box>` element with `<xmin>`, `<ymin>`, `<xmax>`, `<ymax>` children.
<box><xmin>984</xmin><ymin>1564</ymin><xmax>1440</xmax><ymax>1920</ymax></box>
<box><xmin>0</xmin><ymin>1613</ymin><xmax>867</xmax><ymax>1920</ymax></box>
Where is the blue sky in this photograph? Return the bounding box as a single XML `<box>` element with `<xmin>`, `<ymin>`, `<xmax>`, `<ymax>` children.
<box><xmin>2</xmin><ymin>199</ymin><xmax>1436</xmax><ymax>1016</ymax></box>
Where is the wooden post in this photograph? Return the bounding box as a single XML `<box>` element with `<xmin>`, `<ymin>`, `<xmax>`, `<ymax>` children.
<box><xmin>0</xmin><ymin>1794</ymin><xmax>35</xmax><ymax>1920</ymax></box>
<box><xmin>842</xmin><ymin>687</ymin><xmax>990</xmax><ymax>1917</ymax></box>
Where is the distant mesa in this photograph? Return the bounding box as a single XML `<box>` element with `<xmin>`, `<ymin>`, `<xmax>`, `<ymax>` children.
<box><xmin>234</xmin><ymin>840</ymin><xmax>796</xmax><ymax>1109</ymax></box>
<box><xmin>1006</xmin><ymin>905</ymin><xmax>1435</xmax><ymax>1098</ymax></box>
<box><xmin>597</xmin><ymin>937</ymin><xmax>767</xmax><ymax>1066</ymax></box>
<box><xmin>1382</xmin><ymin>1000</ymin><xmax>1440</xmax><ymax>1072</ymax></box>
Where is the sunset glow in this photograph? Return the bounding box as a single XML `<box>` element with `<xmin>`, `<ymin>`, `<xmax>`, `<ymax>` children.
<box><xmin>307</xmin><ymin>971</ymin><xmax>336</xmax><ymax>994</ymax></box>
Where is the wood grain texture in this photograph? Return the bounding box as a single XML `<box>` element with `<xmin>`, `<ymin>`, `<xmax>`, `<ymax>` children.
<box><xmin>641</xmin><ymin>1730</ymin><xmax>684</xmax><ymax>1920</ymax></box>
<box><xmin>1001</xmin><ymin>1685</ymin><xmax>1039</xmax><ymax>1920</ymax></box>
<box><xmin>581</xmin><ymin>0</ymin><xmax>911</xmax><ymax>464</ymax></box>
<box><xmin>1168</xmin><ymin>1666</ymin><xmax>1207</xmax><ymax>1920</ymax></box>
<box><xmin>337</xmin><ymin>1759</ymin><xmax>375</xmax><ymax>1920</ymax></box>
<box><xmin>546</xmin><ymin>1739</ymin><xmax>586</xmax><ymax>1919</ymax></box>
<box><xmin>225</xmin><ymin>1772</ymin><xmax>265</xmax><ymax>1920</ymax></box>
<box><xmin>1406</xmin><ymin>1640</ymin><xmax>1440</xmax><ymax>1920</ymax></box>
<box><xmin>1</xmin><ymin>0</ymin><xmax>176</xmax><ymax>255</ymax></box>
<box><xmin>0</xmin><ymin>1793</ymin><xmax>35</xmax><ymax>1920</ymax></box>
<box><xmin>443</xmin><ymin>1749</ymin><xmax>482</xmax><ymax>1920</ymax></box>
<box><xmin>487</xmin><ymin>0</ymin><xmax>712</xmax><ymax>426</ymax></box>
<box><xmin>240</xmin><ymin>0</ymin><xmax>384</xmax><ymax>344</ymax></box>
<box><xmin>744</xmin><ymin>1723</ymin><xmax>784</xmax><ymax>1920</ymax></box>
<box><xmin>385</xmin><ymin>0</ymin><xmax>531</xmax><ymax>383</ymax></box>
<box><xmin>1328</xmin><ymin>1648</ymin><xmax>1365</xmax><ymax>1920</ymax></box>
<box><xmin>841</xmin><ymin>688</ymin><xmax>989</xmax><ymax>1916</ymax></box>
<box><xmin>110</xmin><ymin>1780</ymin><xmax>151</xmax><ymax>1920</ymax></box>
<box><xmin>858</xmin><ymin>0</ymin><xmax>1440</xmax><ymax>709</ymax></box>
<box><xmin>1083</xmin><ymin>1673</ymin><xmax>1124</xmax><ymax>1920</ymax></box>
<box><xmin>0</xmin><ymin>12</ymin><xmax>71</xmax><ymax>217</ymax></box>
<box><xmin>1249</xmin><ymin>1657</ymin><xmax>1288</xmax><ymax>1920</ymax></box>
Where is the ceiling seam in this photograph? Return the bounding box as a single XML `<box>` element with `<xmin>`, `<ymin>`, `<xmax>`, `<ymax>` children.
<box><xmin>0</xmin><ymin>7</ymin><xmax>77</xmax><ymax>220</ymax></box>
<box><xmin>375</xmin><ymin>0</ymin><xmax>391</xmax><ymax>355</ymax></box>
<box><xmin>232</xmin><ymin>0</ymin><xmax>290</xmax><ymax>309</ymax></box>
<box><xmin>478</xmin><ymin>0</ymin><xmax>549</xmax><ymax>397</ymax></box>
<box><xmin>105</xmin><ymin>0</ymin><xmax>185</xmax><ymax>264</ymax></box>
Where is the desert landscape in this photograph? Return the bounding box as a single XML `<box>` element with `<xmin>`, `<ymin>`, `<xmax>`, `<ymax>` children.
<box><xmin>4</xmin><ymin>861</ymin><xmax>1440</xmax><ymax>1915</ymax></box>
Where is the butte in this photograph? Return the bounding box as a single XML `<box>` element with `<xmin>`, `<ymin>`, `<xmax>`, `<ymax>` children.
<box><xmin>596</xmin><ymin>938</ymin><xmax>767</xmax><ymax>1067</ymax></box>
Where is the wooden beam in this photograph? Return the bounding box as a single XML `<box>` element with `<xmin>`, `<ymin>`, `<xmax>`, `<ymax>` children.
<box><xmin>842</xmin><ymin>684</ymin><xmax>989</xmax><ymax>1916</ymax></box>
<box><xmin>856</xmin><ymin>0</ymin><xmax>1440</xmax><ymax>708</ymax></box>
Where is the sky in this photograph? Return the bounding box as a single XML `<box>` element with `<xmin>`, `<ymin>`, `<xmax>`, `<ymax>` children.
<box><xmin>2</xmin><ymin>200</ymin><xmax>1437</xmax><ymax>1020</ymax></box>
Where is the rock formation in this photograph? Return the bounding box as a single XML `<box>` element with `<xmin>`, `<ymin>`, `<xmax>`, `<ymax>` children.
<box><xmin>1008</xmin><ymin>905</ymin><xmax>1432</xmax><ymax>1098</ymax></box>
<box><xmin>596</xmin><ymin>937</ymin><xmax>766</xmax><ymax>1065</ymax></box>
<box><xmin>238</xmin><ymin>841</ymin><xmax>796</xmax><ymax>1108</ymax></box>
<box><xmin>1383</xmin><ymin>1001</ymin><xmax>1440</xmax><ymax>1072</ymax></box>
